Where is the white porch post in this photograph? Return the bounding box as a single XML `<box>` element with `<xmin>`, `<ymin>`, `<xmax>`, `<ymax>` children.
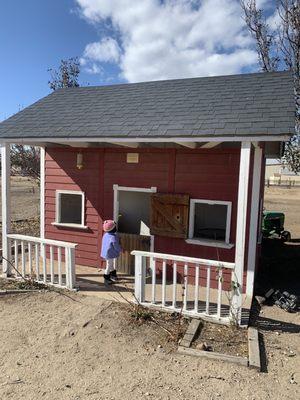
<box><xmin>231</xmin><ymin>141</ymin><xmax>251</xmax><ymax>323</ymax></box>
<box><xmin>40</xmin><ymin>147</ymin><xmax>45</xmax><ymax>239</ymax></box>
<box><xmin>246</xmin><ymin>144</ymin><xmax>263</xmax><ymax>298</ymax></box>
<box><xmin>1</xmin><ymin>143</ymin><xmax>11</xmax><ymax>276</ymax></box>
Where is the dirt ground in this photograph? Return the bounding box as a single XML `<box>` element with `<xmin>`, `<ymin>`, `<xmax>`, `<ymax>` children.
<box><xmin>0</xmin><ymin>176</ymin><xmax>299</xmax><ymax>400</ymax></box>
<box><xmin>192</xmin><ymin>322</ymin><xmax>248</xmax><ymax>357</ymax></box>
<box><xmin>0</xmin><ymin>176</ymin><xmax>39</xmax><ymax>222</ymax></box>
<box><xmin>0</xmin><ymin>290</ymin><xmax>299</xmax><ymax>400</ymax></box>
<box><xmin>264</xmin><ymin>186</ymin><xmax>300</xmax><ymax>238</ymax></box>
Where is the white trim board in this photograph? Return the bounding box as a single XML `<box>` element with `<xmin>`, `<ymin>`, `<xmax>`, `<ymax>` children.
<box><xmin>233</xmin><ymin>141</ymin><xmax>251</xmax><ymax>323</ymax></box>
<box><xmin>0</xmin><ymin>134</ymin><xmax>290</xmax><ymax>144</ymax></box>
<box><xmin>55</xmin><ymin>190</ymin><xmax>85</xmax><ymax>228</ymax></box>
<box><xmin>1</xmin><ymin>143</ymin><xmax>11</xmax><ymax>275</ymax></box>
<box><xmin>40</xmin><ymin>147</ymin><xmax>45</xmax><ymax>239</ymax></box>
<box><xmin>246</xmin><ymin>145</ymin><xmax>263</xmax><ymax>297</ymax></box>
<box><xmin>188</xmin><ymin>199</ymin><xmax>232</xmax><ymax>245</ymax></box>
<box><xmin>113</xmin><ymin>184</ymin><xmax>157</xmax><ymax>252</ymax></box>
<box><xmin>113</xmin><ymin>185</ymin><xmax>157</xmax><ymax>193</ymax></box>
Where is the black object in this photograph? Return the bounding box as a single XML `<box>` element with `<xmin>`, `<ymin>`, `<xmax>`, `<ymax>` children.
<box><xmin>103</xmin><ymin>274</ymin><xmax>113</xmax><ymax>285</ymax></box>
<box><xmin>262</xmin><ymin>211</ymin><xmax>291</xmax><ymax>242</ymax></box>
<box><xmin>272</xmin><ymin>290</ymin><xmax>298</xmax><ymax>313</ymax></box>
<box><xmin>109</xmin><ymin>270</ymin><xmax>118</xmax><ymax>282</ymax></box>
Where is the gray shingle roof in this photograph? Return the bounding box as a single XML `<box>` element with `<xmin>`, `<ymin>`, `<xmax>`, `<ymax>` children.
<box><xmin>0</xmin><ymin>71</ymin><xmax>295</xmax><ymax>140</ymax></box>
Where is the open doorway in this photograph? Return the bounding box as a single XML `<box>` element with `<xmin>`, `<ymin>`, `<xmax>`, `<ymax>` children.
<box><xmin>113</xmin><ymin>185</ymin><xmax>156</xmax><ymax>274</ymax></box>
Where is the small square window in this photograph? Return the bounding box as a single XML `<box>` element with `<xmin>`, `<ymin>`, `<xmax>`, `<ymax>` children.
<box><xmin>189</xmin><ymin>199</ymin><xmax>232</xmax><ymax>244</ymax></box>
<box><xmin>55</xmin><ymin>191</ymin><xmax>85</xmax><ymax>227</ymax></box>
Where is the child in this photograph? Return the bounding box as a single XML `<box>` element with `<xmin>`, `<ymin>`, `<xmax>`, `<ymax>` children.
<box><xmin>101</xmin><ymin>220</ymin><xmax>121</xmax><ymax>286</ymax></box>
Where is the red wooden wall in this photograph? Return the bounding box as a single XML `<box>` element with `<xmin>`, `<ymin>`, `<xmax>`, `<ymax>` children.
<box><xmin>45</xmin><ymin>147</ymin><xmax>254</xmax><ymax>290</ymax></box>
<box><xmin>45</xmin><ymin>150</ymin><xmax>103</xmax><ymax>267</ymax></box>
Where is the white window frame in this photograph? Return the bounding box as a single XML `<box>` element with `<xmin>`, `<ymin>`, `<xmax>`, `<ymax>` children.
<box><xmin>186</xmin><ymin>199</ymin><xmax>234</xmax><ymax>249</ymax></box>
<box><xmin>52</xmin><ymin>190</ymin><xmax>87</xmax><ymax>229</ymax></box>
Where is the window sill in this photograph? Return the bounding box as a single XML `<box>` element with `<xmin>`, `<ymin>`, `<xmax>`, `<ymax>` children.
<box><xmin>185</xmin><ymin>238</ymin><xmax>234</xmax><ymax>249</ymax></box>
<box><xmin>51</xmin><ymin>222</ymin><xmax>89</xmax><ymax>230</ymax></box>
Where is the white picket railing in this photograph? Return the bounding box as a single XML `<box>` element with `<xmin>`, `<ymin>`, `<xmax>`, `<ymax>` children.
<box><xmin>6</xmin><ymin>234</ymin><xmax>77</xmax><ymax>289</ymax></box>
<box><xmin>132</xmin><ymin>250</ymin><xmax>237</xmax><ymax>325</ymax></box>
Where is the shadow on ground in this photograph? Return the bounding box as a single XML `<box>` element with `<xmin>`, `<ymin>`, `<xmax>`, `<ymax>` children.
<box><xmin>255</xmin><ymin>238</ymin><xmax>300</xmax><ymax>297</ymax></box>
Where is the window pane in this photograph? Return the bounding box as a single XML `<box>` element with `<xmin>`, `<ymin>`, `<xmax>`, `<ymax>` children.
<box><xmin>193</xmin><ymin>203</ymin><xmax>227</xmax><ymax>241</ymax></box>
<box><xmin>59</xmin><ymin>193</ymin><xmax>82</xmax><ymax>224</ymax></box>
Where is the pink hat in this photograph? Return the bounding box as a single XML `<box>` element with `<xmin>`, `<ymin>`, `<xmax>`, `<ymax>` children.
<box><xmin>103</xmin><ymin>220</ymin><xmax>116</xmax><ymax>232</ymax></box>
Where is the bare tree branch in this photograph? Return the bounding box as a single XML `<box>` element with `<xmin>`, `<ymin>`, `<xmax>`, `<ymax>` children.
<box><xmin>241</xmin><ymin>0</ymin><xmax>279</xmax><ymax>72</ymax></box>
<box><xmin>10</xmin><ymin>145</ymin><xmax>40</xmax><ymax>182</ymax></box>
<box><xmin>241</xmin><ymin>0</ymin><xmax>300</xmax><ymax>173</ymax></box>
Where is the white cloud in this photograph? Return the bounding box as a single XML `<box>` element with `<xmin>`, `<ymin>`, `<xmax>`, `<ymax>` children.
<box><xmin>85</xmin><ymin>62</ymin><xmax>104</xmax><ymax>74</ymax></box>
<box><xmin>83</xmin><ymin>37</ymin><xmax>121</xmax><ymax>63</ymax></box>
<box><xmin>77</xmin><ymin>0</ymin><xmax>258</xmax><ymax>82</ymax></box>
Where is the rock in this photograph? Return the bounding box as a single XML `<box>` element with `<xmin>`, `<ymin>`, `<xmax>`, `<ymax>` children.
<box><xmin>82</xmin><ymin>320</ymin><xmax>90</xmax><ymax>328</ymax></box>
<box><xmin>196</xmin><ymin>342</ymin><xmax>212</xmax><ymax>351</ymax></box>
<box><xmin>290</xmin><ymin>372</ymin><xmax>298</xmax><ymax>384</ymax></box>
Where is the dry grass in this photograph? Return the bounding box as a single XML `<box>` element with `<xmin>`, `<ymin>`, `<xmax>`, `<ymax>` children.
<box><xmin>192</xmin><ymin>321</ymin><xmax>248</xmax><ymax>357</ymax></box>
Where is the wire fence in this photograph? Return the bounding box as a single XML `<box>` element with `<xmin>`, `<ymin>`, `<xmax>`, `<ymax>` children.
<box><xmin>265</xmin><ymin>179</ymin><xmax>300</xmax><ymax>188</ymax></box>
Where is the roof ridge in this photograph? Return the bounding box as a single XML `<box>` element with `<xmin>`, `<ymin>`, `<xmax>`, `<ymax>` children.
<box><xmin>58</xmin><ymin>70</ymin><xmax>292</xmax><ymax>91</ymax></box>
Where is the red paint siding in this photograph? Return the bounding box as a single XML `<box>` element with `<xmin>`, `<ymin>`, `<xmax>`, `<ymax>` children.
<box><xmin>44</xmin><ymin>147</ymin><xmax>255</xmax><ymax>292</ymax></box>
<box><xmin>45</xmin><ymin>149</ymin><xmax>103</xmax><ymax>267</ymax></box>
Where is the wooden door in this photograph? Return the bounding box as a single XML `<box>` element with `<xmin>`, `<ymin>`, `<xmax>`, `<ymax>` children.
<box><xmin>150</xmin><ymin>193</ymin><xmax>189</xmax><ymax>238</ymax></box>
<box><xmin>117</xmin><ymin>233</ymin><xmax>151</xmax><ymax>275</ymax></box>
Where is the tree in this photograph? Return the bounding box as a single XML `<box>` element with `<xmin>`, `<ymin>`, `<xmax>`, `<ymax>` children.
<box><xmin>10</xmin><ymin>145</ymin><xmax>40</xmax><ymax>182</ymax></box>
<box><xmin>48</xmin><ymin>57</ymin><xmax>80</xmax><ymax>91</ymax></box>
<box><xmin>241</xmin><ymin>0</ymin><xmax>300</xmax><ymax>173</ymax></box>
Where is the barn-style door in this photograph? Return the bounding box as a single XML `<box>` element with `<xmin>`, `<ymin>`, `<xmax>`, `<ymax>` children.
<box><xmin>150</xmin><ymin>193</ymin><xmax>189</xmax><ymax>239</ymax></box>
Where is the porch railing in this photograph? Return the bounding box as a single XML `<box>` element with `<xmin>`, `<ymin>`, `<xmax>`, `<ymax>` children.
<box><xmin>132</xmin><ymin>250</ymin><xmax>236</xmax><ymax>325</ymax></box>
<box><xmin>6</xmin><ymin>234</ymin><xmax>77</xmax><ymax>290</ymax></box>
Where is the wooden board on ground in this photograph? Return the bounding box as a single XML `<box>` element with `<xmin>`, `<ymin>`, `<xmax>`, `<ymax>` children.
<box><xmin>179</xmin><ymin>319</ymin><xmax>201</xmax><ymax>348</ymax></box>
<box><xmin>248</xmin><ymin>327</ymin><xmax>261</xmax><ymax>370</ymax></box>
<box><xmin>178</xmin><ymin>346</ymin><xmax>248</xmax><ymax>367</ymax></box>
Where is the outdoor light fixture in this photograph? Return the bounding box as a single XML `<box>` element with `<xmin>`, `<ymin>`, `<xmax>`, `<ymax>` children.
<box><xmin>76</xmin><ymin>151</ymin><xmax>84</xmax><ymax>170</ymax></box>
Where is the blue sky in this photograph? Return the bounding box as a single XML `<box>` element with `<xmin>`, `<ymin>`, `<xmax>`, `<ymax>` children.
<box><xmin>0</xmin><ymin>0</ymin><xmax>116</xmax><ymax>121</ymax></box>
<box><xmin>1</xmin><ymin>0</ymin><xmax>276</xmax><ymax>122</ymax></box>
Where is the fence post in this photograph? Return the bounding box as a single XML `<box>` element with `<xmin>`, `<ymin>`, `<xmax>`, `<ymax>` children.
<box><xmin>134</xmin><ymin>254</ymin><xmax>145</xmax><ymax>303</ymax></box>
<box><xmin>232</xmin><ymin>141</ymin><xmax>251</xmax><ymax>325</ymax></box>
<box><xmin>1</xmin><ymin>143</ymin><xmax>12</xmax><ymax>277</ymax></box>
<box><xmin>66</xmin><ymin>247</ymin><xmax>76</xmax><ymax>289</ymax></box>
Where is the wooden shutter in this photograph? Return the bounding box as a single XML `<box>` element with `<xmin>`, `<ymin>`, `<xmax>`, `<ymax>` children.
<box><xmin>150</xmin><ymin>193</ymin><xmax>189</xmax><ymax>238</ymax></box>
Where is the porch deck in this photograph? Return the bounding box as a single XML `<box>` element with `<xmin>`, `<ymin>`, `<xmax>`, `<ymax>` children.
<box><xmin>76</xmin><ymin>264</ymin><xmax>251</xmax><ymax>325</ymax></box>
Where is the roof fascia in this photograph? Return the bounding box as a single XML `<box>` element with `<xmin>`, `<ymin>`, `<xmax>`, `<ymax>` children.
<box><xmin>0</xmin><ymin>134</ymin><xmax>291</xmax><ymax>144</ymax></box>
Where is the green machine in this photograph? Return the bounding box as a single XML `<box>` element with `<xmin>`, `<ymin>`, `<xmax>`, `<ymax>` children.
<box><xmin>262</xmin><ymin>211</ymin><xmax>291</xmax><ymax>242</ymax></box>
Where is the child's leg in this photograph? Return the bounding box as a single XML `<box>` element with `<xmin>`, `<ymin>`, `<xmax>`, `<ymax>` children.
<box><xmin>110</xmin><ymin>259</ymin><xmax>118</xmax><ymax>280</ymax></box>
<box><xmin>104</xmin><ymin>259</ymin><xmax>114</xmax><ymax>275</ymax></box>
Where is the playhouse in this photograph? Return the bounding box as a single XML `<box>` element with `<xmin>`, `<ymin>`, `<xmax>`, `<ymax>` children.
<box><xmin>0</xmin><ymin>71</ymin><xmax>295</xmax><ymax>324</ymax></box>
